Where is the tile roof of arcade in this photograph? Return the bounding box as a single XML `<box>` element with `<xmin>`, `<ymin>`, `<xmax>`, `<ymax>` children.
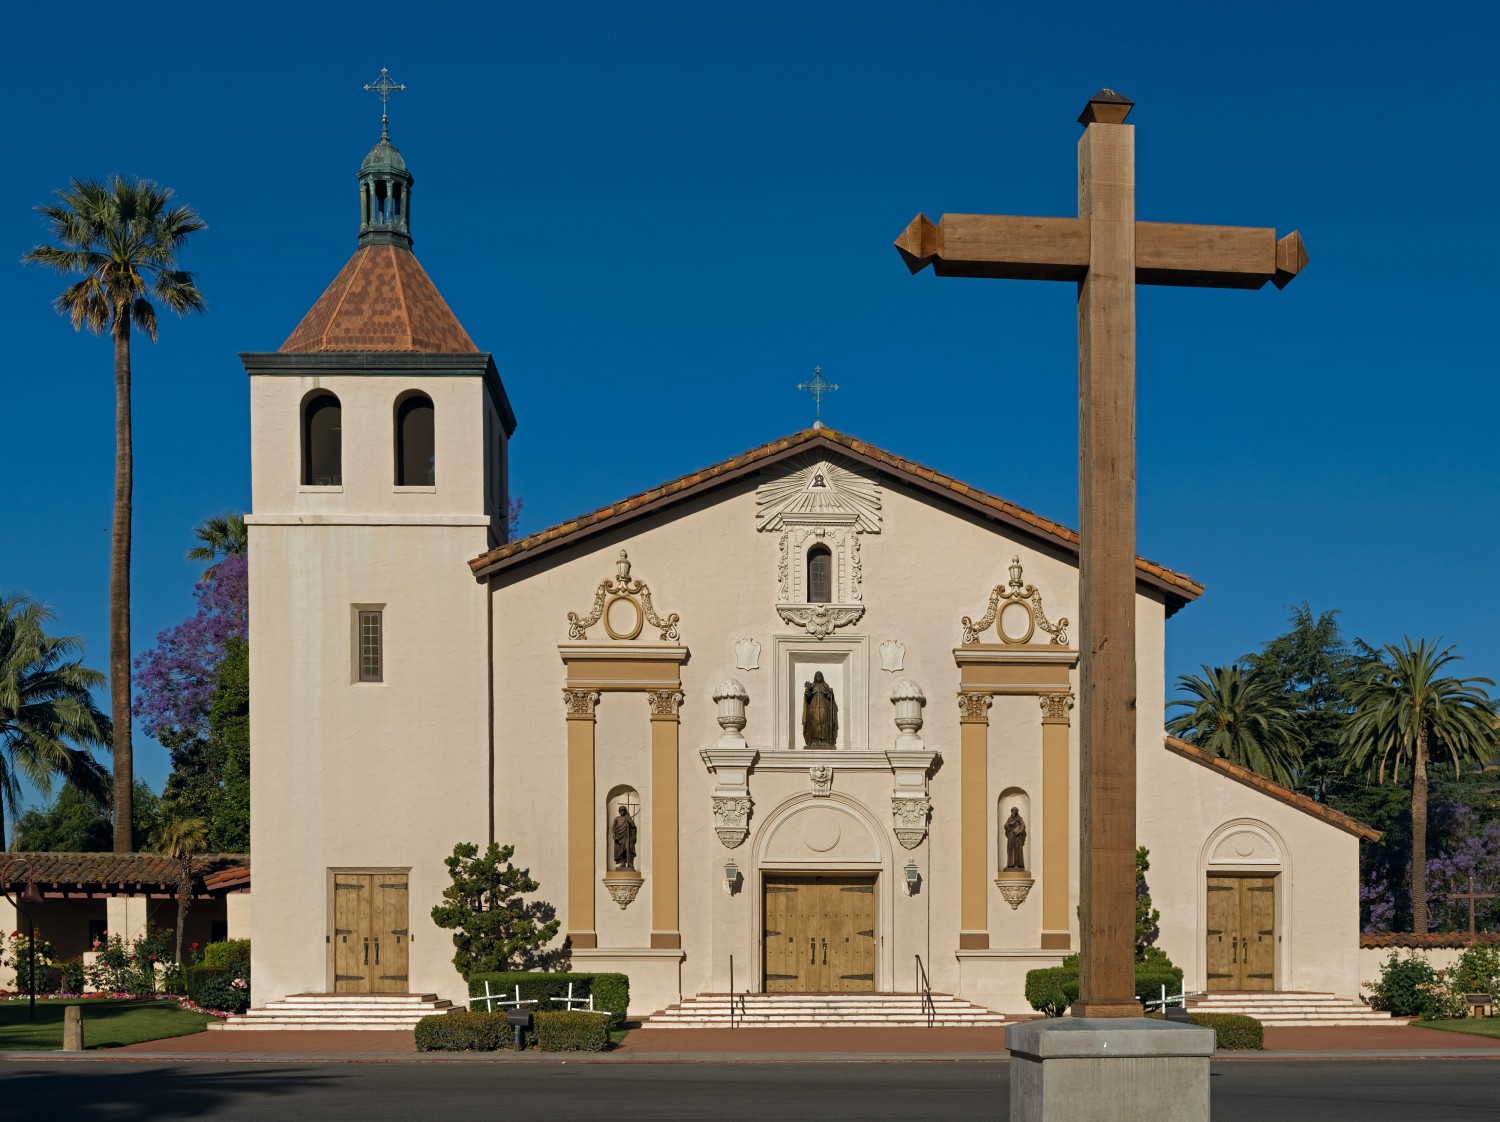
<box><xmin>469</xmin><ymin>426</ymin><xmax>1205</xmax><ymax>613</ymax></box>
<box><xmin>279</xmin><ymin>243</ymin><xmax>478</xmax><ymax>354</ymax></box>
<box><xmin>0</xmin><ymin>852</ymin><xmax>250</xmax><ymax>891</ymax></box>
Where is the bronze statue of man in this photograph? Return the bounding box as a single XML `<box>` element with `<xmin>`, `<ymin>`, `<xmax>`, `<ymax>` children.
<box><xmin>802</xmin><ymin>671</ymin><xmax>839</xmax><ymax>749</ymax></box>
<box><xmin>611</xmin><ymin>803</ymin><xmax>637</xmax><ymax>870</ymax></box>
<box><xmin>1004</xmin><ymin>807</ymin><xmax>1027</xmax><ymax>870</ymax></box>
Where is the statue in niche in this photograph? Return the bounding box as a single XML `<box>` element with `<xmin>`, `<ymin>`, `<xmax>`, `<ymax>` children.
<box><xmin>611</xmin><ymin>803</ymin><xmax>638</xmax><ymax>871</ymax></box>
<box><xmin>802</xmin><ymin>671</ymin><xmax>839</xmax><ymax>749</ymax></box>
<box><xmin>1004</xmin><ymin>807</ymin><xmax>1027</xmax><ymax>871</ymax></box>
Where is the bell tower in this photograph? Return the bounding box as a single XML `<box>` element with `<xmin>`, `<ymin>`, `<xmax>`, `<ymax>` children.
<box><xmin>241</xmin><ymin>77</ymin><xmax>514</xmax><ymax>1004</ymax></box>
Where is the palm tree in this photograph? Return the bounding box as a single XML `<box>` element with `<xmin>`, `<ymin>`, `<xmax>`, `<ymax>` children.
<box><xmin>24</xmin><ymin>176</ymin><xmax>206</xmax><ymax>853</ymax></box>
<box><xmin>155</xmin><ymin>815</ymin><xmax>209</xmax><ymax>970</ymax></box>
<box><xmin>1167</xmin><ymin>663</ymin><xmax>1304</xmax><ymax>786</ymax></box>
<box><xmin>0</xmin><ymin>595</ymin><xmax>112</xmax><ymax>849</ymax></box>
<box><xmin>1339</xmin><ymin>638</ymin><xmax>1497</xmax><ymax>934</ymax></box>
<box><xmin>187</xmin><ymin>512</ymin><xmax>246</xmax><ymax>575</ymax></box>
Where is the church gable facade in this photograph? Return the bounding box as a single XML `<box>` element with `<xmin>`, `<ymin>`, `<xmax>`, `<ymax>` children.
<box><xmin>243</xmin><ymin>131</ymin><xmax>1373</xmax><ymax>1018</ymax></box>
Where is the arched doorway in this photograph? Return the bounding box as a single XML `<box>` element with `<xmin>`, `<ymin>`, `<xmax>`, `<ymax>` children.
<box><xmin>1199</xmin><ymin>820</ymin><xmax>1287</xmax><ymax>992</ymax></box>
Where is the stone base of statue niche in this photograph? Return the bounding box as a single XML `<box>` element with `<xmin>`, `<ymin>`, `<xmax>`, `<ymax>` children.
<box><xmin>1007</xmin><ymin>1018</ymin><xmax>1214</xmax><ymax>1122</ymax></box>
<box><xmin>601</xmin><ymin>871</ymin><xmax>643</xmax><ymax>910</ymax></box>
<box><xmin>995</xmin><ymin>869</ymin><xmax>1035</xmax><ymax>910</ymax></box>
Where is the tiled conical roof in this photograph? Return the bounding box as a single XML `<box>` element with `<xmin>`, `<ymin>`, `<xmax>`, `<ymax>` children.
<box><xmin>279</xmin><ymin>242</ymin><xmax>477</xmax><ymax>354</ymax></box>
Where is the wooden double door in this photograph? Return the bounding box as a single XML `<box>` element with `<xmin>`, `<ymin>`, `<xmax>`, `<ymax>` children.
<box><xmin>763</xmin><ymin>876</ymin><xmax>877</xmax><ymax>992</ymax></box>
<box><xmin>1206</xmin><ymin>875</ymin><xmax>1276</xmax><ymax>991</ymax></box>
<box><xmin>333</xmin><ymin>872</ymin><xmax>410</xmax><ymax>993</ymax></box>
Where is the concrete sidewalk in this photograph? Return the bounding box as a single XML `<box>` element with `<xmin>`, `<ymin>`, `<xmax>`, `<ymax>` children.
<box><xmin>3</xmin><ymin>1020</ymin><xmax>1498</xmax><ymax>1063</ymax></box>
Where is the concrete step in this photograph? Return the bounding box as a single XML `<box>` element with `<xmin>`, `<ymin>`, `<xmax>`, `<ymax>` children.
<box><xmin>1184</xmin><ymin>992</ymin><xmax>1399</xmax><ymax>1028</ymax></box>
<box><xmin>642</xmin><ymin>992</ymin><xmax>1005</xmax><ymax>1028</ymax></box>
<box><xmin>212</xmin><ymin>992</ymin><xmax>454</xmax><ymax>1032</ymax></box>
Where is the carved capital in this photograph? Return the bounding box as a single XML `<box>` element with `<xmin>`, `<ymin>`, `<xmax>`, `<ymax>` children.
<box><xmin>957</xmin><ymin>692</ymin><xmax>993</xmax><ymax>724</ymax></box>
<box><xmin>995</xmin><ymin>874</ymin><xmax>1035</xmax><ymax>910</ymax></box>
<box><xmin>563</xmin><ymin>688</ymin><xmax>600</xmax><ymax>719</ymax></box>
<box><xmin>646</xmin><ymin>689</ymin><xmax>686</xmax><ymax>720</ymax></box>
<box><xmin>1040</xmin><ymin>691</ymin><xmax>1075</xmax><ymax>725</ymax></box>
<box><xmin>602</xmin><ymin>873</ymin><xmax>643</xmax><ymax>910</ymax></box>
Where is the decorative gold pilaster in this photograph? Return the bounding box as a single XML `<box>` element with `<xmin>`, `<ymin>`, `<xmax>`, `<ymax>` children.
<box><xmin>563</xmin><ymin>689</ymin><xmax>600</xmax><ymax>948</ymax></box>
<box><xmin>647</xmin><ymin>690</ymin><xmax>684</xmax><ymax>949</ymax></box>
<box><xmin>1039</xmin><ymin>691</ymin><xmax>1075</xmax><ymax>949</ymax></box>
<box><xmin>958</xmin><ymin>692</ymin><xmax>992</xmax><ymax>949</ymax></box>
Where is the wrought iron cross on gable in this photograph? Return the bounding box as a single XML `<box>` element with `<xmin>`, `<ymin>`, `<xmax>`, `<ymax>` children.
<box><xmin>797</xmin><ymin>366</ymin><xmax>838</xmax><ymax>424</ymax></box>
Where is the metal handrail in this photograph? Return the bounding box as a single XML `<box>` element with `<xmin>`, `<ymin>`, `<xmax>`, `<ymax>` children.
<box><xmin>915</xmin><ymin>954</ymin><xmax>935</xmax><ymax>1028</ymax></box>
<box><xmin>729</xmin><ymin>955</ymin><xmax>747</xmax><ymax>1029</ymax></box>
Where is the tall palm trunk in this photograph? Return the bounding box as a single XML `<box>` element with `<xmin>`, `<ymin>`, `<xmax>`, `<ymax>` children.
<box><xmin>0</xmin><ymin>784</ymin><xmax>7</xmax><ymax>851</ymax></box>
<box><xmin>111</xmin><ymin>306</ymin><xmax>134</xmax><ymax>852</ymax></box>
<box><xmin>1411</xmin><ymin>723</ymin><xmax>1430</xmax><ymax>935</ymax></box>
<box><xmin>175</xmin><ymin>856</ymin><xmax>191</xmax><ymax>968</ymax></box>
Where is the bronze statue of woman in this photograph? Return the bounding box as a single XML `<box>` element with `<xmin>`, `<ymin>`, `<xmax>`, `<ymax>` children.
<box><xmin>802</xmin><ymin>671</ymin><xmax>839</xmax><ymax>749</ymax></box>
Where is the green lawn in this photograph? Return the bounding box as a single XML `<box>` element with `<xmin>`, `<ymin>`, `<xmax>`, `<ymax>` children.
<box><xmin>0</xmin><ymin>999</ymin><xmax>216</xmax><ymax>1051</ymax></box>
<box><xmin>1412</xmin><ymin>1017</ymin><xmax>1500</xmax><ymax>1039</ymax></box>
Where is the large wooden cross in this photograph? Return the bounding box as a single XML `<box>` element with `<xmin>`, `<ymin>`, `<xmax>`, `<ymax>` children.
<box><xmin>897</xmin><ymin>90</ymin><xmax>1306</xmax><ymax>1018</ymax></box>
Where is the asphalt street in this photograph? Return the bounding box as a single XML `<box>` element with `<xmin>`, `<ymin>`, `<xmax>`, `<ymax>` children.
<box><xmin>1</xmin><ymin>1059</ymin><xmax>1496</xmax><ymax>1120</ymax></box>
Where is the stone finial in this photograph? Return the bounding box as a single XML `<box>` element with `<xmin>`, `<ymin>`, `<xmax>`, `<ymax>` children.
<box><xmin>890</xmin><ymin>680</ymin><xmax>926</xmax><ymax>749</ymax></box>
<box><xmin>713</xmin><ymin>678</ymin><xmax>749</xmax><ymax>746</ymax></box>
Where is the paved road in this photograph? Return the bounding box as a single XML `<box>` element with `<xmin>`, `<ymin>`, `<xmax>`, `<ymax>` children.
<box><xmin>2</xmin><ymin>1059</ymin><xmax>1498</xmax><ymax>1120</ymax></box>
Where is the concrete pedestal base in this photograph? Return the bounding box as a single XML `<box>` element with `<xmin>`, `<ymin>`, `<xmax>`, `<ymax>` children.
<box><xmin>1006</xmin><ymin>1017</ymin><xmax>1215</xmax><ymax>1122</ymax></box>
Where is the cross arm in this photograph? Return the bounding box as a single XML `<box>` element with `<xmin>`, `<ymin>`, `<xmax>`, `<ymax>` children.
<box><xmin>896</xmin><ymin>213</ymin><xmax>1308</xmax><ymax>290</ymax></box>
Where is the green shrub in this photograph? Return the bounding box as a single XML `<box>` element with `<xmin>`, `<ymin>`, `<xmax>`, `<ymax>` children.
<box><xmin>1188</xmin><ymin>1012</ymin><xmax>1263</xmax><ymax>1050</ymax></box>
<box><xmin>1446</xmin><ymin>945</ymin><xmax>1500</xmax><ymax>1006</ymax></box>
<box><xmin>56</xmin><ymin>957</ymin><xmax>87</xmax><ymax>995</ymax></box>
<box><xmin>415</xmin><ymin>1010</ymin><xmax>514</xmax><ymax>1051</ymax></box>
<box><xmin>1367</xmin><ymin>951</ymin><xmax>1451</xmax><ymax>1020</ymax></box>
<box><xmin>200</xmin><ymin>939</ymin><xmax>251</xmax><ymax>971</ymax></box>
<box><xmin>1024</xmin><ymin>954</ymin><xmax>1184</xmax><ymax>1016</ymax></box>
<box><xmin>468</xmin><ymin>971</ymin><xmax>630</xmax><ymax>1030</ymax></box>
<box><xmin>185</xmin><ymin>966</ymin><xmax>250</xmax><ymax>1014</ymax></box>
<box><xmin>1025</xmin><ymin>967</ymin><xmax>1074</xmax><ymax>1017</ymax></box>
<box><xmin>533</xmin><ymin>1010</ymin><xmax>610</xmax><ymax>1052</ymax></box>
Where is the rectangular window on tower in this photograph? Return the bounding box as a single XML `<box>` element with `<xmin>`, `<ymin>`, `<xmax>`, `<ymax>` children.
<box><xmin>356</xmin><ymin>609</ymin><xmax>384</xmax><ymax>683</ymax></box>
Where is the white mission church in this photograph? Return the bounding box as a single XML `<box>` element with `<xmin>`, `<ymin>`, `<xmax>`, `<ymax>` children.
<box><xmin>239</xmin><ymin>125</ymin><xmax>1378</xmax><ymax>1022</ymax></box>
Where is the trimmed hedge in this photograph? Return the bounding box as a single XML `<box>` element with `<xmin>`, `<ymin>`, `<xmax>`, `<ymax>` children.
<box><xmin>416</xmin><ymin>1010</ymin><xmax>514</xmax><ymax>1051</ymax></box>
<box><xmin>468</xmin><ymin>971</ymin><xmax>629</xmax><ymax>1030</ymax></box>
<box><xmin>534</xmin><ymin>1010</ymin><xmax>610</xmax><ymax>1052</ymax></box>
<box><xmin>200</xmin><ymin>939</ymin><xmax>251</xmax><ymax>971</ymax></box>
<box><xmin>1187</xmin><ymin>1012</ymin><xmax>1263</xmax><ymax>1050</ymax></box>
<box><xmin>1024</xmin><ymin>961</ymin><xmax>1186</xmax><ymax>1016</ymax></box>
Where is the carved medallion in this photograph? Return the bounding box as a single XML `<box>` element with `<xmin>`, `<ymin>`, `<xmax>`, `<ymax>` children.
<box><xmin>567</xmin><ymin>550</ymin><xmax>681</xmax><ymax>641</ymax></box>
<box><xmin>961</xmin><ymin>557</ymin><xmax>1069</xmax><ymax>646</ymax></box>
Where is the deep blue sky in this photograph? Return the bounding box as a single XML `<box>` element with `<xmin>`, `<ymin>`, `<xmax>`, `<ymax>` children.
<box><xmin>4</xmin><ymin>3</ymin><xmax>1497</xmax><ymax>811</ymax></box>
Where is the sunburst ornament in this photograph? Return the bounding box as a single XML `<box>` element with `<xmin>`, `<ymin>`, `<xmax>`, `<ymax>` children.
<box><xmin>754</xmin><ymin>453</ymin><xmax>882</xmax><ymax>534</ymax></box>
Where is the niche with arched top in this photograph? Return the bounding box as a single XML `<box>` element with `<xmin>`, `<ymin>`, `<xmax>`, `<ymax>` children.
<box><xmin>998</xmin><ymin>788</ymin><xmax>1032</xmax><ymax>873</ymax></box>
<box><xmin>302</xmin><ymin>391</ymin><xmax>342</xmax><ymax>486</ymax></box>
<box><xmin>394</xmin><ymin>391</ymin><xmax>435</xmax><ymax>486</ymax></box>
<box><xmin>605</xmin><ymin>785</ymin><xmax>641</xmax><ymax>872</ymax></box>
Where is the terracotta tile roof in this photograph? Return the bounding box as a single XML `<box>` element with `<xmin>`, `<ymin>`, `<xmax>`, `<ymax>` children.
<box><xmin>0</xmin><ymin>852</ymin><xmax>249</xmax><ymax>891</ymax></box>
<box><xmin>280</xmin><ymin>243</ymin><xmax>477</xmax><ymax>354</ymax></box>
<box><xmin>1163</xmin><ymin>736</ymin><xmax>1380</xmax><ymax>841</ymax></box>
<box><xmin>1361</xmin><ymin>932</ymin><xmax>1500</xmax><ymax>948</ymax></box>
<box><xmin>469</xmin><ymin>426</ymin><xmax>1205</xmax><ymax>610</ymax></box>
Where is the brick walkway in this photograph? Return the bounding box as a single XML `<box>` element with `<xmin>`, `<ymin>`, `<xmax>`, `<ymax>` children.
<box><xmin>1261</xmin><ymin>1024</ymin><xmax>1500</xmax><ymax>1052</ymax></box>
<box><xmin>617</xmin><ymin>1027</ymin><xmax>1007</xmax><ymax>1055</ymax></box>
<box><xmin>113</xmin><ymin>1030</ymin><xmax>416</xmax><ymax>1056</ymax></box>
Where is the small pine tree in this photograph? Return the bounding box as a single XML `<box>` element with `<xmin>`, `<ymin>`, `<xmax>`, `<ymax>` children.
<box><xmin>1135</xmin><ymin>846</ymin><xmax>1161</xmax><ymax>959</ymax></box>
<box><xmin>430</xmin><ymin>842</ymin><xmax>562</xmax><ymax>978</ymax></box>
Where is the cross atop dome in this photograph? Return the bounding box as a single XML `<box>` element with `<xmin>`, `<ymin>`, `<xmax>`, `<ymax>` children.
<box><xmin>363</xmin><ymin>67</ymin><xmax>406</xmax><ymax>140</ymax></box>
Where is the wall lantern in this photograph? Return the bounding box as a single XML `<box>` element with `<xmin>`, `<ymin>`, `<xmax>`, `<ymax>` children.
<box><xmin>904</xmin><ymin>861</ymin><xmax>921</xmax><ymax>896</ymax></box>
<box><xmin>724</xmin><ymin>859</ymin><xmax>741</xmax><ymax>896</ymax></box>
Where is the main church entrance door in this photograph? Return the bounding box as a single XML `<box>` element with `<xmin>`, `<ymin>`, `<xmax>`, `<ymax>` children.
<box><xmin>762</xmin><ymin>876</ymin><xmax>877</xmax><ymax>992</ymax></box>
<box><xmin>1205</xmin><ymin>874</ymin><xmax>1276</xmax><ymax>991</ymax></box>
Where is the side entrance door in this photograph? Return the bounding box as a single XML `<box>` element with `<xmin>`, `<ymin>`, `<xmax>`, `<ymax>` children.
<box><xmin>1205</xmin><ymin>874</ymin><xmax>1276</xmax><ymax>991</ymax></box>
<box><xmin>332</xmin><ymin>872</ymin><xmax>410</xmax><ymax>993</ymax></box>
<box><xmin>763</xmin><ymin>876</ymin><xmax>876</xmax><ymax>992</ymax></box>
